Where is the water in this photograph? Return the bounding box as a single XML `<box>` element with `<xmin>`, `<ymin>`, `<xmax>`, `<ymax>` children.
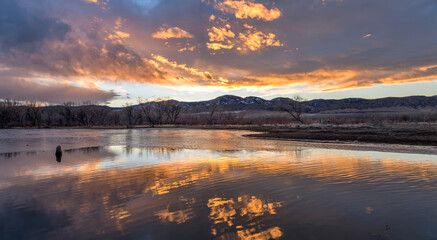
<box><xmin>1</xmin><ymin>129</ymin><xmax>437</xmax><ymax>240</ymax></box>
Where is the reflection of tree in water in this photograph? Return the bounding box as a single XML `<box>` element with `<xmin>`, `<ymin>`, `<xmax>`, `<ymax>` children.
<box><xmin>123</xmin><ymin>146</ymin><xmax>181</xmax><ymax>157</ymax></box>
<box><xmin>64</xmin><ymin>146</ymin><xmax>103</xmax><ymax>153</ymax></box>
<box><xmin>208</xmin><ymin>195</ymin><xmax>283</xmax><ymax>240</ymax></box>
<box><xmin>0</xmin><ymin>152</ymin><xmax>21</xmax><ymax>159</ymax></box>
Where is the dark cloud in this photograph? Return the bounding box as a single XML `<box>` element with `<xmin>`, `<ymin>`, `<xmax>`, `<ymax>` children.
<box><xmin>5</xmin><ymin>39</ymin><xmax>168</xmax><ymax>84</ymax></box>
<box><xmin>0</xmin><ymin>0</ymin><xmax>71</xmax><ymax>53</ymax></box>
<box><xmin>1</xmin><ymin>0</ymin><xmax>437</xmax><ymax>102</ymax></box>
<box><xmin>0</xmin><ymin>76</ymin><xmax>118</xmax><ymax>104</ymax></box>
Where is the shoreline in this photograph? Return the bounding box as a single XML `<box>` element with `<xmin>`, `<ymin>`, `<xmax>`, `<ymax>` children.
<box><xmin>1</xmin><ymin>124</ymin><xmax>437</xmax><ymax>147</ymax></box>
<box><xmin>244</xmin><ymin>125</ymin><xmax>437</xmax><ymax>146</ymax></box>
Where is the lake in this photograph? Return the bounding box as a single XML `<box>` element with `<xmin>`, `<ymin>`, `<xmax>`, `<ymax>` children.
<box><xmin>1</xmin><ymin>129</ymin><xmax>437</xmax><ymax>240</ymax></box>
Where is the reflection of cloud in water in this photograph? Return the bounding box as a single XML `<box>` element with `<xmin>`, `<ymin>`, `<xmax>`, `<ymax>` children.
<box><xmin>2</xmin><ymin>142</ymin><xmax>437</xmax><ymax>239</ymax></box>
<box><xmin>237</xmin><ymin>226</ymin><xmax>283</xmax><ymax>240</ymax></box>
<box><xmin>208</xmin><ymin>195</ymin><xmax>283</xmax><ymax>240</ymax></box>
<box><xmin>155</xmin><ymin>208</ymin><xmax>194</xmax><ymax>224</ymax></box>
<box><xmin>208</xmin><ymin>198</ymin><xmax>237</xmax><ymax>227</ymax></box>
<box><xmin>146</xmin><ymin>169</ymin><xmax>213</xmax><ymax>195</ymax></box>
<box><xmin>239</xmin><ymin>196</ymin><xmax>282</xmax><ymax>218</ymax></box>
<box><xmin>365</xmin><ymin>206</ymin><xmax>374</xmax><ymax>214</ymax></box>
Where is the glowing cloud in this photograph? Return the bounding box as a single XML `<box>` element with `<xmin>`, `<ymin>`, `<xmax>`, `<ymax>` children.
<box><xmin>207</xmin><ymin>42</ymin><xmax>235</xmax><ymax>50</ymax></box>
<box><xmin>152</xmin><ymin>26</ymin><xmax>194</xmax><ymax>40</ymax></box>
<box><xmin>107</xmin><ymin>31</ymin><xmax>131</xmax><ymax>44</ymax></box>
<box><xmin>208</xmin><ymin>26</ymin><xmax>235</xmax><ymax>42</ymax></box>
<box><xmin>2</xmin><ymin>0</ymin><xmax>437</xmax><ymax>103</ymax></box>
<box><xmin>217</xmin><ymin>0</ymin><xmax>281</xmax><ymax>21</ymax></box>
<box><xmin>238</xmin><ymin>29</ymin><xmax>283</xmax><ymax>52</ymax></box>
<box><xmin>178</xmin><ymin>46</ymin><xmax>196</xmax><ymax>52</ymax></box>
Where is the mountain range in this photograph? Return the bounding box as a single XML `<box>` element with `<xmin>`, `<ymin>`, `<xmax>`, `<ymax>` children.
<box><xmin>172</xmin><ymin>95</ymin><xmax>437</xmax><ymax>113</ymax></box>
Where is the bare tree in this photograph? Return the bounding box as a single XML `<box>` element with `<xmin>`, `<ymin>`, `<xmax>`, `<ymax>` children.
<box><xmin>108</xmin><ymin>110</ymin><xmax>122</xmax><ymax>126</ymax></box>
<box><xmin>0</xmin><ymin>99</ymin><xmax>21</xmax><ymax>128</ymax></box>
<box><xmin>43</xmin><ymin>106</ymin><xmax>56</xmax><ymax>127</ymax></box>
<box><xmin>164</xmin><ymin>101</ymin><xmax>182</xmax><ymax>124</ymax></box>
<box><xmin>277</xmin><ymin>95</ymin><xmax>305</xmax><ymax>124</ymax></box>
<box><xmin>139</xmin><ymin>99</ymin><xmax>167</xmax><ymax>127</ymax></box>
<box><xmin>123</xmin><ymin>104</ymin><xmax>141</xmax><ymax>128</ymax></box>
<box><xmin>76</xmin><ymin>106</ymin><xmax>94</xmax><ymax>126</ymax></box>
<box><xmin>91</xmin><ymin>106</ymin><xmax>111</xmax><ymax>126</ymax></box>
<box><xmin>25</xmin><ymin>102</ymin><xmax>42</xmax><ymax>128</ymax></box>
<box><xmin>60</xmin><ymin>102</ymin><xmax>76</xmax><ymax>126</ymax></box>
<box><xmin>207</xmin><ymin>101</ymin><xmax>219</xmax><ymax>125</ymax></box>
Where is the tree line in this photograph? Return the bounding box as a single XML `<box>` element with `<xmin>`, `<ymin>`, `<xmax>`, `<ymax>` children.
<box><xmin>0</xmin><ymin>99</ymin><xmax>184</xmax><ymax>128</ymax></box>
<box><xmin>0</xmin><ymin>97</ymin><xmax>306</xmax><ymax>128</ymax></box>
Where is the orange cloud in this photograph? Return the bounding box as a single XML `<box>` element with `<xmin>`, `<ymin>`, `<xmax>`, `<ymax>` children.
<box><xmin>106</xmin><ymin>17</ymin><xmax>130</xmax><ymax>44</ymax></box>
<box><xmin>178</xmin><ymin>46</ymin><xmax>196</xmax><ymax>52</ymax></box>
<box><xmin>151</xmin><ymin>54</ymin><xmax>213</xmax><ymax>80</ymax></box>
<box><xmin>207</xmin><ymin>42</ymin><xmax>235</xmax><ymax>50</ymax></box>
<box><xmin>241</xmin><ymin>64</ymin><xmax>437</xmax><ymax>91</ymax></box>
<box><xmin>217</xmin><ymin>0</ymin><xmax>281</xmax><ymax>21</ymax></box>
<box><xmin>152</xmin><ymin>26</ymin><xmax>194</xmax><ymax>40</ymax></box>
<box><xmin>82</xmin><ymin>0</ymin><xmax>109</xmax><ymax>9</ymax></box>
<box><xmin>238</xmin><ymin>29</ymin><xmax>283</xmax><ymax>52</ymax></box>
<box><xmin>107</xmin><ymin>30</ymin><xmax>130</xmax><ymax>44</ymax></box>
<box><xmin>208</xmin><ymin>26</ymin><xmax>235</xmax><ymax>42</ymax></box>
<box><xmin>150</xmin><ymin>54</ymin><xmax>231</xmax><ymax>85</ymax></box>
<box><xmin>205</xmin><ymin>24</ymin><xmax>282</xmax><ymax>53</ymax></box>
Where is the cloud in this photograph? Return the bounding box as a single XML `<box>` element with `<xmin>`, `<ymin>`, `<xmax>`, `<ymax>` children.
<box><xmin>82</xmin><ymin>0</ymin><xmax>98</xmax><ymax>4</ymax></box>
<box><xmin>0</xmin><ymin>1</ymin><xmax>169</xmax><ymax>86</ymax></box>
<box><xmin>241</xmin><ymin>63</ymin><xmax>437</xmax><ymax>91</ymax></box>
<box><xmin>2</xmin><ymin>37</ymin><xmax>169</xmax><ymax>84</ymax></box>
<box><xmin>152</xmin><ymin>26</ymin><xmax>194</xmax><ymax>40</ymax></box>
<box><xmin>362</xmin><ymin>34</ymin><xmax>372</xmax><ymax>38</ymax></box>
<box><xmin>216</xmin><ymin>0</ymin><xmax>281</xmax><ymax>21</ymax></box>
<box><xmin>205</xmin><ymin>24</ymin><xmax>282</xmax><ymax>53</ymax></box>
<box><xmin>151</xmin><ymin>54</ymin><xmax>213</xmax><ymax>80</ymax></box>
<box><xmin>0</xmin><ymin>76</ymin><xmax>117</xmax><ymax>104</ymax></box>
<box><xmin>207</xmin><ymin>42</ymin><xmax>235</xmax><ymax>50</ymax></box>
<box><xmin>106</xmin><ymin>17</ymin><xmax>131</xmax><ymax>44</ymax></box>
<box><xmin>0</xmin><ymin>0</ymin><xmax>71</xmax><ymax>53</ymax></box>
<box><xmin>238</xmin><ymin>29</ymin><xmax>282</xmax><ymax>52</ymax></box>
<box><xmin>150</xmin><ymin>54</ymin><xmax>230</xmax><ymax>85</ymax></box>
<box><xmin>178</xmin><ymin>46</ymin><xmax>196</xmax><ymax>52</ymax></box>
<box><xmin>107</xmin><ymin>31</ymin><xmax>131</xmax><ymax>43</ymax></box>
<box><xmin>2</xmin><ymin>0</ymin><xmax>437</xmax><ymax>103</ymax></box>
<box><xmin>208</xmin><ymin>26</ymin><xmax>235</xmax><ymax>42</ymax></box>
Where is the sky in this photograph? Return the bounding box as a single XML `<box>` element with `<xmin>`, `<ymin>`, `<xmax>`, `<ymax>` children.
<box><xmin>1</xmin><ymin>0</ymin><xmax>437</xmax><ymax>106</ymax></box>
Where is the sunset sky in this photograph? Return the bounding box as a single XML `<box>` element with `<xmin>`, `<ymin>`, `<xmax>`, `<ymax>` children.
<box><xmin>1</xmin><ymin>0</ymin><xmax>437</xmax><ymax>106</ymax></box>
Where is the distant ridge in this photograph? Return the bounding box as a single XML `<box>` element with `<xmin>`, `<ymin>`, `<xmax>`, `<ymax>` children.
<box><xmin>171</xmin><ymin>95</ymin><xmax>437</xmax><ymax>113</ymax></box>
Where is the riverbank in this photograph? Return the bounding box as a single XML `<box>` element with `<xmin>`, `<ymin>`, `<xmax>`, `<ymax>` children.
<box><xmin>242</xmin><ymin>124</ymin><xmax>437</xmax><ymax>146</ymax></box>
<box><xmin>2</xmin><ymin>123</ymin><xmax>437</xmax><ymax>146</ymax></box>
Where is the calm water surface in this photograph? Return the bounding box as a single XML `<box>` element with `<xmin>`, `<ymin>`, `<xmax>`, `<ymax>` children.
<box><xmin>1</xmin><ymin>129</ymin><xmax>437</xmax><ymax>240</ymax></box>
